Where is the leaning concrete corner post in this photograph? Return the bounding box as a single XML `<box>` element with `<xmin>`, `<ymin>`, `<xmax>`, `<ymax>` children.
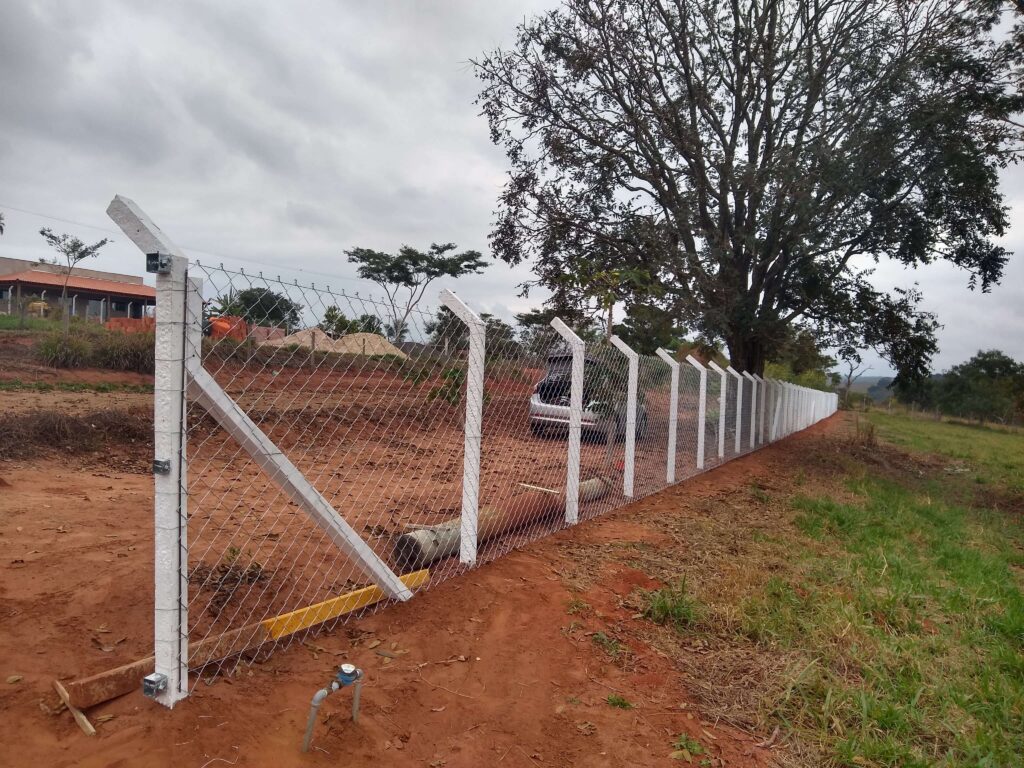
<box><xmin>654</xmin><ymin>349</ymin><xmax>680</xmax><ymax>481</ymax></box>
<box><xmin>609</xmin><ymin>335</ymin><xmax>639</xmax><ymax>497</ymax></box>
<box><xmin>107</xmin><ymin>194</ymin><xmax>190</xmax><ymax>707</ymax></box>
<box><xmin>550</xmin><ymin>317</ymin><xmax>585</xmax><ymax>524</ymax></box>
<box><xmin>439</xmin><ymin>289</ymin><xmax>485</xmax><ymax>565</ymax></box>
<box><xmin>684</xmin><ymin>355</ymin><xmax>707</xmax><ymax>470</ymax></box>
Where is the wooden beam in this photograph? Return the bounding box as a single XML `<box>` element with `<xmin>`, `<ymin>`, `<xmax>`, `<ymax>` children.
<box><xmin>54</xmin><ymin>679</ymin><xmax>96</xmax><ymax>736</ymax></box>
<box><xmin>61</xmin><ymin>570</ymin><xmax>429</xmax><ymax>711</ymax></box>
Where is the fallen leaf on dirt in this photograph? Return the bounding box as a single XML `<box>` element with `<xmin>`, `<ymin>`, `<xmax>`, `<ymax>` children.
<box><xmin>670</xmin><ymin>749</ymin><xmax>692</xmax><ymax>761</ymax></box>
<box><xmin>7</xmin><ymin>675</ymin><xmax>23</xmax><ymax>684</ymax></box>
<box><xmin>375</xmin><ymin>649</ymin><xmax>399</xmax><ymax>659</ymax></box>
<box><xmin>94</xmin><ymin>624</ymin><xmax>111</xmax><ymax>634</ymax></box>
<box><xmin>91</xmin><ymin>637</ymin><xmax>117</xmax><ymax>653</ymax></box>
<box><xmin>576</xmin><ymin>721</ymin><xmax>596</xmax><ymax>736</ymax></box>
<box><xmin>94</xmin><ymin>714</ymin><xmax>116</xmax><ymax>724</ymax></box>
<box><xmin>430</xmin><ymin>706</ymin><xmax>446</xmax><ymax>712</ymax></box>
<box><xmin>366</xmin><ymin>639</ymin><xmax>382</xmax><ymax>649</ymax></box>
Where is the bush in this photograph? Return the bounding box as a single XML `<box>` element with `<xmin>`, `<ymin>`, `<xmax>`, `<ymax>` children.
<box><xmin>91</xmin><ymin>331</ymin><xmax>155</xmax><ymax>374</ymax></box>
<box><xmin>643</xmin><ymin>579</ymin><xmax>702</xmax><ymax>630</ymax></box>
<box><xmin>35</xmin><ymin>333</ymin><xmax>92</xmax><ymax>368</ymax></box>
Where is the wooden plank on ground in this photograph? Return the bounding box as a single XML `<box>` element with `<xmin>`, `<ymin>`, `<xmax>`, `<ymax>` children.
<box><xmin>54</xmin><ymin>679</ymin><xmax>96</xmax><ymax>736</ymax></box>
<box><xmin>62</xmin><ymin>570</ymin><xmax>429</xmax><ymax>710</ymax></box>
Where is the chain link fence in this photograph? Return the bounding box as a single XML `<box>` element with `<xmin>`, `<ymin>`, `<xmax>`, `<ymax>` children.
<box><xmin>107</xmin><ymin>196</ymin><xmax>838</xmax><ymax>705</ymax></box>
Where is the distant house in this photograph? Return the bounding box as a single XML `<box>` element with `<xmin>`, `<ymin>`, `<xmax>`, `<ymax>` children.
<box><xmin>0</xmin><ymin>256</ymin><xmax>156</xmax><ymax>321</ymax></box>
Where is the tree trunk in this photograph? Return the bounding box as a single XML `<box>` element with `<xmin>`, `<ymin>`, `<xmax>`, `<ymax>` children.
<box><xmin>725</xmin><ymin>335</ymin><xmax>767</xmax><ymax>375</ymax></box>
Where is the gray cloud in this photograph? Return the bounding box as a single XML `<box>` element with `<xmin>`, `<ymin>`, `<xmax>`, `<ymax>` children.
<box><xmin>0</xmin><ymin>0</ymin><xmax>1019</xmax><ymax>375</ymax></box>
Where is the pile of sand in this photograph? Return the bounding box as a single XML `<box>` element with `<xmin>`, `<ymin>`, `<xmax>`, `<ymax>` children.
<box><xmin>260</xmin><ymin>328</ymin><xmax>407</xmax><ymax>359</ymax></box>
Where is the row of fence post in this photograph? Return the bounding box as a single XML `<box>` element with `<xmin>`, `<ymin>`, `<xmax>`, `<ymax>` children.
<box><xmin>436</xmin><ymin>297</ymin><xmax>840</xmax><ymax>577</ymax></box>
<box><xmin>133</xmin><ymin>184</ymin><xmax>838</xmax><ymax>706</ymax></box>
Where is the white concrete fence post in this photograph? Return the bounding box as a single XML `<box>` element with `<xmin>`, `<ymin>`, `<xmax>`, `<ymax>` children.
<box><xmin>551</xmin><ymin>318</ymin><xmax>585</xmax><ymax>524</ymax></box>
<box><xmin>439</xmin><ymin>289</ymin><xmax>486</xmax><ymax>565</ymax></box>
<box><xmin>707</xmin><ymin>361</ymin><xmax>728</xmax><ymax>459</ymax></box>
<box><xmin>609</xmin><ymin>335</ymin><xmax>639</xmax><ymax>498</ymax></box>
<box><xmin>754</xmin><ymin>374</ymin><xmax>767</xmax><ymax>445</ymax></box>
<box><xmin>742</xmin><ymin>371</ymin><xmax>757</xmax><ymax>449</ymax></box>
<box><xmin>108</xmin><ymin>196</ymin><xmax>191</xmax><ymax>708</ymax></box>
<box><xmin>685</xmin><ymin>355</ymin><xmax>707</xmax><ymax>470</ymax></box>
<box><xmin>726</xmin><ymin>366</ymin><xmax>743</xmax><ymax>454</ymax></box>
<box><xmin>656</xmin><ymin>348</ymin><xmax>680</xmax><ymax>483</ymax></box>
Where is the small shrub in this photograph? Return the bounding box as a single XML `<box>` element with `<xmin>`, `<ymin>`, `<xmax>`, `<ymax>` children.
<box><xmin>91</xmin><ymin>331</ymin><xmax>155</xmax><ymax>374</ymax></box>
<box><xmin>644</xmin><ymin>579</ymin><xmax>701</xmax><ymax>630</ymax></box>
<box><xmin>35</xmin><ymin>333</ymin><xmax>92</xmax><ymax>368</ymax></box>
<box><xmin>591</xmin><ymin>631</ymin><xmax>624</xmax><ymax>658</ymax></box>
<box><xmin>605</xmin><ymin>694</ymin><xmax>633</xmax><ymax>709</ymax></box>
<box><xmin>671</xmin><ymin>734</ymin><xmax>704</xmax><ymax>760</ymax></box>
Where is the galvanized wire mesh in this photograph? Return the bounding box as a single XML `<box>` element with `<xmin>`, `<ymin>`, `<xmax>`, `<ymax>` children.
<box><xmin>164</xmin><ymin>261</ymin><xmax>837</xmax><ymax>690</ymax></box>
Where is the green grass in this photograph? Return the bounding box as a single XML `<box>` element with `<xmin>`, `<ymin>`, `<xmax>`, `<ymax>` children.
<box><xmin>643</xmin><ymin>579</ymin><xmax>702</xmax><ymax>630</ymax></box>
<box><xmin>865</xmin><ymin>411</ymin><xmax>1024</xmax><ymax>495</ymax></box>
<box><xmin>737</xmin><ymin>422</ymin><xmax>1024</xmax><ymax>766</ymax></box>
<box><xmin>0</xmin><ymin>315</ymin><xmax>61</xmax><ymax>332</ymax></box>
<box><xmin>605</xmin><ymin>693</ymin><xmax>633</xmax><ymax>709</ymax></box>
<box><xmin>591</xmin><ymin>631</ymin><xmax>625</xmax><ymax>659</ymax></box>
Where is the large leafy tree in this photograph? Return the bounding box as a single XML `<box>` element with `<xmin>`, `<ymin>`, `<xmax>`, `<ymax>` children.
<box><xmin>346</xmin><ymin>243</ymin><xmax>488</xmax><ymax>342</ymax></box>
<box><xmin>475</xmin><ymin>0</ymin><xmax>1022</xmax><ymax>382</ymax></box>
<box><xmin>936</xmin><ymin>349</ymin><xmax>1024</xmax><ymax>423</ymax></box>
<box><xmin>212</xmin><ymin>287</ymin><xmax>302</xmax><ymax>329</ymax></box>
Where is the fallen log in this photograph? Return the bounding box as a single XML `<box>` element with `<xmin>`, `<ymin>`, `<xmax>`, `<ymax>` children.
<box><xmin>61</xmin><ymin>569</ymin><xmax>429</xmax><ymax>711</ymax></box>
<box><xmin>393</xmin><ymin>476</ymin><xmax>613</xmax><ymax>569</ymax></box>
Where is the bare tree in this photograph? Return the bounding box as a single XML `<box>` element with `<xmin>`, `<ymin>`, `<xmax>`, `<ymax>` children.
<box><xmin>38</xmin><ymin>228</ymin><xmax>110</xmax><ymax>333</ymax></box>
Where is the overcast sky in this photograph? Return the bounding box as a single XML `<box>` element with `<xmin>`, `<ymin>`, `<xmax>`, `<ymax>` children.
<box><xmin>0</xmin><ymin>1</ymin><xmax>1020</xmax><ymax>375</ymax></box>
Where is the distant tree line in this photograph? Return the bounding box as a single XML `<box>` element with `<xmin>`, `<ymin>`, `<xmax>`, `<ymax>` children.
<box><xmin>892</xmin><ymin>350</ymin><xmax>1024</xmax><ymax>425</ymax></box>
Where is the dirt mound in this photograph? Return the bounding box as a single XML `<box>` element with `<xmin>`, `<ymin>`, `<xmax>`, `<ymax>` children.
<box><xmin>259</xmin><ymin>328</ymin><xmax>407</xmax><ymax>358</ymax></box>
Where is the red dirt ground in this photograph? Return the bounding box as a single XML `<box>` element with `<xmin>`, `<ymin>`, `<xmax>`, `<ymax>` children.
<box><xmin>0</xmin><ymin>413</ymin><xmax>841</xmax><ymax>767</ymax></box>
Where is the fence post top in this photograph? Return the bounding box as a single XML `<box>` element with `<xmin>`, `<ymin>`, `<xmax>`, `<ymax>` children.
<box><xmin>655</xmin><ymin>347</ymin><xmax>679</xmax><ymax>367</ymax></box>
<box><xmin>707</xmin><ymin>360</ymin><xmax>727</xmax><ymax>375</ymax></box>
<box><xmin>752</xmin><ymin>373</ymin><xmax>765</xmax><ymax>382</ymax></box>
<box><xmin>108</xmin><ymin>194</ymin><xmax>188</xmax><ymax>264</ymax></box>
<box><xmin>742</xmin><ymin>370</ymin><xmax>756</xmax><ymax>381</ymax></box>
<box><xmin>608</xmin><ymin>334</ymin><xmax>639</xmax><ymax>360</ymax></box>
<box><xmin>438</xmin><ymin>288</ymin><xmax>485</xmax><ymax>328</ymax></box>
<box><xmin>725</xmin><ymin>365</ymin><xmax>743</xmax><ymax>379</ymax></box>
<box><xmin>550</xmin><ymin>317</ymin><xmax>585</xmax><ymax>348</ymax></box>
<box><xmin>683</xmin><ymin>353</ymin><xmax>706</xmax><ymax>371</ymax></box>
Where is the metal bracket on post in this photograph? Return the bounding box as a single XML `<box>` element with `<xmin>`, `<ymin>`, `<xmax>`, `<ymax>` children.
<box><xmin>707</xmin><ymin>361</ymin><xmax>727</xmax><ymax>459</ymax></box>
<box><xmin>742</xmin><ymin>371</ymin><xmax>757</xmax><ymax>449</ymax></box>
<box><xmin>439</xmin><ymin>289</ymin><xmax>485</xmax><ymax>565</ymax></box>
<box><xmin>550</xmin><ymin>318</ymin><xmax>584</xmax><ymax>524</ymax></box>
<box><xmin>684</xmin><ymin>355</ymin><xmax>707</xmax><ymax>470</ymax></box>
<box><xmin>726</xmin><ymin>366</ymin><xmax>743</xmax><ymax>454</ymax></box>
<box><xmin>655</xmin><ymin>349</ymin><xmax>680</xmax><ymax>483</ymax></box>
<box><xmin>109</xmin><ymin>195</ymin><xmax>190</xmax><ymax>708</ymax></box>
<box><xmin>610</xmin><ymin>335</ymin><xmax>638</xmax><ymax>498</ymax></box>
